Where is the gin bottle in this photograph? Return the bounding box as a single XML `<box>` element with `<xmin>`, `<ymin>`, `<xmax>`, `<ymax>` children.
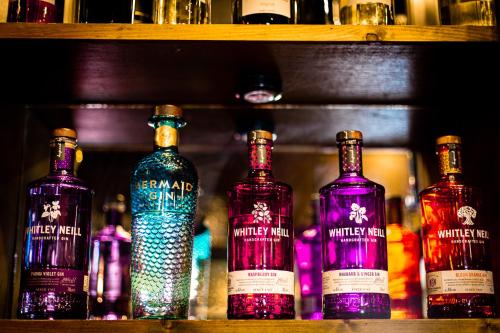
<box><xmin>18</xmin><ymin>128</ymin><xmax>93</xmax><ymax>319</ymax></box>
<box><xmin>420</xmin><ymin>135</ymin><xmax>495</xmax><ymax>318</ymax></box>
<box><xmin>130</xmin><ymin>105</ymin><xmax>198</xmax><ymax>319</ymax></box>
<box><xmin>89</xmin><ymin>194</ymin><xmax>131</xmax><ymax>320</ymax></box>
<box><xmin>320</xmin><ymin>130</ymin><xmax>390</xmax><ymax>319</ymax></box>
<box><xmin>295</xmin><ymin>195</ymin><xmax>322</xmax><ymax>319</ymax></box>
<box><xmin>227</xmin><ymin>130</ymin><xmax>295</xmax><ymax>319</ymax></box>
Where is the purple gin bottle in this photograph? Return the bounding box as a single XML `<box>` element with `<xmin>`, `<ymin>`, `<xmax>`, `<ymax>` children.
<box><xmin>18</xmin><ymin>128</ymin><xmax>93</xmax><ymax>319</ymax></box>
<box><xmin>295</xmin><ymin>195</ymin><xmax>322</xmax><ymax>319</ymax></box>
<box><xmin>89</xmin><ymin>194</ymin><xmax>131</xmax><ymax>320</ymax></box>
<box><xmin>227</xmin><ymin>130</ymin><xmax>295</xmax><ymax>319</ymax></box>
<box><xmin>320</xmin><ymin>130</ymin><xmax>390</xmax><ymax>319</ymax></box>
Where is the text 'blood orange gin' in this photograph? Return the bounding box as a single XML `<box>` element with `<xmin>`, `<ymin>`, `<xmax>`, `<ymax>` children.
<box><xmin>320</xmin><ymin>130</ymin><xmax>390</xmax><ymax>319</ymax></box>
<box><xmin>227</xmin><ymin>130</ymin><xmax>295</xmax><ymax>319</ymax></box>
<box><xmin>420</xmin><ymin>135</ymin><xmax>495</xmax><ymax>318</ymax></box>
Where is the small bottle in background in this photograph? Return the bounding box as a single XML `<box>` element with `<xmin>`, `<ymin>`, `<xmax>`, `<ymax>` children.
<box><xmin>295</xmin><ymin>194</ymin><xmax>323</xmax><ymax>320</ymax></box>
<box><xmin>439</xmin><ymin>0</ymin><xmax>496</xmax><ymax>25</ymax></box>
<box><xmin>89</xmin><ymin>194</ymin><xmax>132</xmax><ymax>320</ymax></box>
<box><xmin>152</xmin><ymin>0</ymin><xmax>211</xmax><ymax>23</ymax></box>
<box><xmin>79</xmin><ymin>0</ymin><xmax>134</xmax><ymax>22</ymax></box>
<box><xmin>292</xmin><ymin>0</ymin><xmax>333</xmax><ymax>23</ymax></box>
<box><xmin>8</xmin><ymin>0</ymin><xmax>64</xmax><ymax>22</ymax></box>
<box><xmin>338</xmin><ymin>0</ymin><xmax>394</xmax><ymax>24</ymax></box>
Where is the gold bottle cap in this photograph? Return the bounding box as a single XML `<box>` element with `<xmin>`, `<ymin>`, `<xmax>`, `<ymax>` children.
<box><xmin>436</xmin><ymin>135</ymin><xmax>462</xmax><ymax>145</ymax></box>
<box><xmin>336</xmin><ymin>130</ymin><xmax>363</xmax><ymax>142</ymax></box>
<box><xmin>52</xmin><ymin>128</ymin><xmax>77</xmax><ymax>139</ymax></box>
<box><xmin>154</xmin><ymin>105</ymin><xmax>183</xmax><ymax>117</ymax></box>
<box><xmin>248</xmin><ymin>130</ymin><xmax>273</xmax><ymax>142</ymax></box>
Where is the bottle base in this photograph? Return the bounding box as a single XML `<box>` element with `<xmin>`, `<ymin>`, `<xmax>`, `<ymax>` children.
<box><xmin>427</xmin><ymin>294</ymin><xmax>496</xmax><ymax>318</ymax></box>
<box><xmin>323</xmin><ymin>293</ymin><xmax>391</xmax><ymax>319</ymax></box>
<box><xmin>18</xmin><ymin>292</ymin><xmax>87</xmax><ymax>319</ymax></box>
<box><xmin>227</xmin><ymin>294</ymin><xmax>295</xmax><ymax>319</ymax></box>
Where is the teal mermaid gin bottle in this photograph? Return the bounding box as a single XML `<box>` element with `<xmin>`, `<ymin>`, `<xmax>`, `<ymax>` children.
<box><xmin>131</xmin><ymin>105</ymin><xmax>199</xmax><ymax>319</ymax></box>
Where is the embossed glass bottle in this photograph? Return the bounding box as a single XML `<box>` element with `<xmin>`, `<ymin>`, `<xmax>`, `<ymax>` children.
<box><xmin>320</xmin><ymin>130</ymin><xmax>390</xmax><ymax>319</ymax></box>
<box><xmin>420</xmin><ymin>135</ymin><xmax>495</xmax><ymax>318</ymax></box>
<box><xmin>89</xmin><ymin>194</ymin><xmax>131</xmax><ymax>320</ymax></box>
<box><xmin>18</xmin><ymin>128</ymin><xmax>93</xmax><ymax>319</ymax></box>
<box><xmin>227</xmin><ymin>130</ymin><xmax>295</xmax><ymax>319</ymax></box>
<box><xmin>130</xmin><ymin>105</ymin><xmax>199</xmax><ymax>319</ymax></box>
<box><xmin>295</xmin><ymin>195</ymin><xmax>322</xmax><ymax>319</ymax></box>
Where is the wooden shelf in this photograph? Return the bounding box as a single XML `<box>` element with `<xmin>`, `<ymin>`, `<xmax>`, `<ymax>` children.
<box><xmin>0</xmin><ymin>24</ymin><xmax>498</xmax><ymax>105</ymax></box>
<box><xmin>0</xmin><ymin>319</ymin><xmax>499</xmax><ymax>333</ymax></box>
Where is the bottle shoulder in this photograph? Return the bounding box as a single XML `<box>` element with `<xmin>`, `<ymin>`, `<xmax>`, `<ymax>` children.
<box><xmin>320</xmin><ymin>175</ymin><xmax>384</xmax><ymax>195</ymax></box>
<box><xmin>28</xmin><ymin>174</ymin><xmax>91</xmax><ymax>193</ymax></box>
<box><xmin>229</xmin><ymin>177</ymin><xmax>292</xmax><ymax>194</ymax></box>
<box><xmin>132</xmin><ymin>150</ymin><xmax>198</xmax><ymax>178</ymax></box>
<box><xmin>419</xmin><ymin>180</ymin><xmax>479</xmax><ymax>198</ymax></box>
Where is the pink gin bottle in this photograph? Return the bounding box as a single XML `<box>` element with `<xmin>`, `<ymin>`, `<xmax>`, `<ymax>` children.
<box><xmin>227</xmin><ymin>130</ymin><xmax>295</xmax><ymax>319</ymax></box>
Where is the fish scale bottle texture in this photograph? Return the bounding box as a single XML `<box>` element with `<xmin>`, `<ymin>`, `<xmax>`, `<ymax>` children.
<box><xmin>131</xmin><ymin>105</ymin><xmax>198</xmax><ymax>319</ymax></box>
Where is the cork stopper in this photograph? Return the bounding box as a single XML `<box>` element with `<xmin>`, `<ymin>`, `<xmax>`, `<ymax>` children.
<box><xmin>436</xmin><ymin>135</ymin><xmax>462</xmax><ymax>145</ymax></box>
<box><xmin>248</xmin><ymin>130</ymin><xmax>273</xmax><ymax>143</ymax></box>
<box><xmin>52</xmin><ymin>128</ymin><xmax>77</xmax><ymax>139</ymax></box>
<box><xmin>153</xmin><ymin>105</ymin><xmax>183</xmax><ymax>117</ymax></box>
<box><xmin>336</xmin><ymin>130</ymin><xmax>363</xmax><ymax>142</ymax></box>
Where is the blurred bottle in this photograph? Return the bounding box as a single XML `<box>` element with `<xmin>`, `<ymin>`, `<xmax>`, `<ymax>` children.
<box><xmin>79</xmin><ymin>0</ymin><xmax>134</xmax><ymax>22</ymax></box>
<box><xmin>439</xmin><ymin>0</ymin><xmax>495</xmax><ymax>25</ymax></box>
<box><xmin>292</xmin><ymin>0</ymin><xmax>333</xmax><ymax>23</ymax></box>
<box><xmin>295</xmin><ymin>194</ymin><xmax>322</xmax><ymax>320</ymax></box>
<box><xmin>152</xmin><ymin>0</ymin><xmax>210</xmax><ymax>23</ymax></box>
<box><xmin>89</xmin><ymin>194</ymin><xmax>132</xmax><ymax>320</ymax></box>
<box><xmin>386</xmin><ymin>196</ymin><xmax>422</xmax><ymax>319</ymax></box>
<box><xmin>189</xmin><ymin>219</ymin><xmax>211</xmax><ymax>320</ymax></box>
<box><xmin>7</xmin><ymin>0</ymin><xmax>64</xmax><ymax>22</ymax></box>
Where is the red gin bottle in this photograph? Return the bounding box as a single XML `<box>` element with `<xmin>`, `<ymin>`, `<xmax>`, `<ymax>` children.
<box><xmin>227</xmin><ymin>130</ymin><xmax>295</xmax><ymax>319</ymax></box>
<box><xmin>420</xmin><ymin>135</ymin><xmax>495</xmax><ymax>318</ymax></box>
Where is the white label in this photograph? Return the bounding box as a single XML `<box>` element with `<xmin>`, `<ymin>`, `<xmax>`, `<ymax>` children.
<box><xmin>228</xmin><ymin>270</ymin><xmax>294</xmax><ymax>295</ymax></box>
<box><xmin>427</xmin><ymin>270</ymin><xmax>494</xmax><ymax>295</ymax></box>
<box><xmin>323</xmin><ymin>269</ymin><xmax>389</xmax><ymax>294</ymax></box>
<box><xmin>340</xmin><ymin>0</ymin><xmax>391</xmax><ymax>8</ymax></box>
<box><xmin>242</xmin><ymin>0</ymin><xmax>291</xmax><ymax>18</ymax></box>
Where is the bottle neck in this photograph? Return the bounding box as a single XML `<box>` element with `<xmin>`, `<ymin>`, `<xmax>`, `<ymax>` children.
<box><xmin>386</xmin><ymin>199</ymin><xmax>403</xmax><ymax>225</ymax></box>
<box><xmin>338</xmin><ymin>141</ymin><xmax>363</xmax><ymax>176</ymax></box>
<box><xmin>153</xmin><ymin>119</ymin><xmax>179</xmax><ymax>152</ymax></box>
<box><xmin>248</xmin><ymin>140</ymin><xmax>273</xmax><ymax>178</ymax></box>
<box><xmin>437</xmin><ymin>143</ymin><xmax>463</xmax><ymax>181</ymax></box>
<box><xmin>49</xmin><ymin>138</ymin><xmax>76</xmax><ymax>176</ymax></box>
<box><xmin>105</xmin><ymin>209</ymin><xmax>123</xmax><ymax>226</ymax></box>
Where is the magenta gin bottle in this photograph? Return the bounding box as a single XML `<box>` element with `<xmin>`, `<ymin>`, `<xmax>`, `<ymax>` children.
<box><xmin>227</xmin><ymin>130</ymin><xmax>295</xmax><ymax>319</ymax></box>
<box><xmin>89</xmin><ymin>194</ymin><xmax>131</xmax><ymax>320</ymax></box>
<box><xmin>18</xmin><ymin>128</ymin><xmax>93</xmax><ymax>319</ymax></box>
<box><xmin>320</xmin><ymin>130</ymin><xmax>390</xmax><ymax>319</ymax></box>
<box><xmin>295</xmin><ymin>195</ymin><xmax>322</xmax><ymax>319</ymax></box>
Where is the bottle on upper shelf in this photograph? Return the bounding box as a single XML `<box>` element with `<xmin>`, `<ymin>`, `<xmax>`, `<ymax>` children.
<box><xmin>130</xmin><ymin>105</ymin><xmax>199</xmax><ymax>319</ymax></box>
<box><xmin>419</xmin><ymin>135</ymin><xmax>495</xmax><ymax>318</ymax></box>
<box><xmin>151</xmin><ymin>0</ymin><xmax>210</xmax><ymax>23</ymax></box>
<box><xmin>18</xmin><ymin>128</ymin><xmax>93</xmax><ymax>319</ymax></box>
<box><xmin>88</xmin><ymin>194</ymin><xmax>131</xmax><ymax>320</ymax></box>
<box><xmin>292</xmin><ymin>0</ymin><xmax>333</xmax><ymax>23</ymax></box>
<box><xmin>78</xmin><ymin>0</ymin><xmax>134</xmax><ymax>23</ymax></box>
<box><xmin>339</xmin><ymin>0</ymin><xmax>394</xmax><ymax>24</ymax></box>
<box><xmin>7</xmin><ymin>0</ymin><xmax>64</xmax><ymax>22</ymax></box>
<box><xmin>295</xmin><ymin>194</ymin><xmax>323</xmax><ymax>320</ymax></box>
<box><xmin>320</xmin><ymin>130</ymin><xmax>390</xmax><ymax>319</ymax></box>
<box><xmin>232</xmin><ymin>0</ymin><xmax>292</xmax><ymax>23</ymax></box>
<box><xmin>227</xmin><ymin>129</ymin><xmax>295</xmax><ymax>319</ymax></box>
<box><xmin>386</xmin><ymin>196</ymin><xmax>422</xmax><ymax>319</ymax></box>
<box><xmin>439</xmin><ymin>0</ymin><xmax>496</xmax><ymax>25</ymax></box>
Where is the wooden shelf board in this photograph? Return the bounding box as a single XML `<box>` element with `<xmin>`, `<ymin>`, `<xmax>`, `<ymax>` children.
<box><xmin>0</xmin><ymin>24</ymin><xmax>498</xmax><ymax>42</ymax></box>
<box><xmin>0</xmin><ymin>319</ymin><xmax>499</xmax><ymax>333</ymax></box>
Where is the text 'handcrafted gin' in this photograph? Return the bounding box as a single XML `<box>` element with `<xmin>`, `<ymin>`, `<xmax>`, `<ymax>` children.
<box><xmin>131</xmin><ymin>105</ymin><xmax>199</xmax><ymax>319</ymax></box>
<box><xmin>18</xmin><ymin>128</ymin><xmax>93</xmax><ymax>319</ymax></box>
<box><xmin>320</xmin><ymin>130</ymin><xmax>390</xmax><ymax>319</ymax></box>
<box><xmin>420</xmin><ymin>135</ymin><xmax>495</xmax><ymax>318</ymax></box>
<box><xmin>227</xmin><ymin>130</ymin><xmax>295</xmax><ymax>319</ymax></box>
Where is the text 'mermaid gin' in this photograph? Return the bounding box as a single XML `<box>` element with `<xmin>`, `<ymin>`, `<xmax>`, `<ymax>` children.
<box><xmin>420</xmin><ymin>135</ymin><xmax>495</xmax><ymax>318</ymax></box>
<box><xmin>227</xmin><ymin>130</ymin><xmax>295</xmax><ymax>319</ymax></box>
<box><xmin>320</xmin><ymin>130</ymin><xmax>390</xmax><ymax>319</ymax></box>
<box><xmin>131</xmin><ymin>105</ymin><xmax>199</xmax><ymax>319</ymax></box>
<box><xmin>18</xmin><ymin>128</ymin><xmax>93</xmax><ymax>319</ymax></box>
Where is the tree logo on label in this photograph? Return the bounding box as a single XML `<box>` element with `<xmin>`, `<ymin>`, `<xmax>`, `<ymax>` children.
<box><xmin>252</xmin><ymin>202</ymin><xmax>272</xmax><ymax>224</ymax></box>
<box><xmin>457</xmin><ymin>206</ymin><xmax>476</xmax><ymax>226</ymax></box>
<box><xmin>349</xmin><ymin>203</ymin><xmax>368</xmax><ymax>224</ymax></box>
<box><xmin>41</xmin><ymin>201</ymin><xmax>61</xmax><ymax>222</ymax></box>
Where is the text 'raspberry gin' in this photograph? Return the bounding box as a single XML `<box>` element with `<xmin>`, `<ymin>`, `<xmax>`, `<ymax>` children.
<box><xmin>420</xmin><ymin>135</ymin><xmax>495</xmax><ymax>318</ymax></box>
<box><xmin>18</xmin><ymin>128</ymin><xmax>93</xmax><ymax>319</ymax></box>
<box><xmin>227</xmin><ymin>130</ymin><xmax>295</xmax><ymax>319</ymax></box>
<box><xmin>320</xmin><ymin>130</ymin><xmax>390</xmax><ymax>319</ymax></box>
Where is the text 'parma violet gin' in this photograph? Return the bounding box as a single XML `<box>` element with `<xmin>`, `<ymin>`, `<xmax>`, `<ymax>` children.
<box><xmin>420</xmin><ymin>135</ymin><xmax>495</xmax><ymax>318</ymax></box>
<box><xmin>18</xmin><ymin>128</ymin><xmax>93</xmax><ymax>319</ymax></box>
<box><xmin>131</xmin><ymin>105</ymin><xmax>199</xmax><ymax>319</ymax></box>
<box><xmin>227</xmin><ymin>130</ymin><xmax>295</xmax><ymax>319</ymax></box>
<box><xmin>320</xmin><ymin>130</ymin><xmax>390</xmax><ymax>319</ymax></box>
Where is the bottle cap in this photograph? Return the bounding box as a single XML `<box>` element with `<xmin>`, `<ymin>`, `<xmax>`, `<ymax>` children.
<box><xmin>52</xmin><ymin>128</ymin><xmax>77</xmax><ymax>139</ymax></box>
<box><xmin>436</xmin><ymin>135</ymin><xmax>462</xmax><ymax>145</ymax></box>
<box><xmin>153</xmin><ymin>105</ymin><xmax>183</xmax><ymax>117</ymax></box>
<box><xmin>336</xmin><ymin>130</ymin><xmax>363</xmax><ymax>142</ymax></box>
<box><xmin>248</xmin><ymin>130</ymin><xmax>273</xmax><ymax>142</ymax></box>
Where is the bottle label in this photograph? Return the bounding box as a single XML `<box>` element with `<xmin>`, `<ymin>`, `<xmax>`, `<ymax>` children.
<box><xmin>426</xmin><ymin>270</ymin><xmax>494</xmax><ymax>295</ymax></box>
<box><xmin>133</xmin><ymin>178</ymin><xmax>196</xmax><ymax>212</ymax></box>
<box><xmin>340</xmin><ymin>0</ymin><xmax>391</xmax><ymax>8</ymax></box>
<box><xmin>228</xmin><ymin>270</ymin><xmax>294</xmax><ymax>295</ymax></box>
<box><xmin>242</xmin><ymin>0</ymin><xmax>291</xmax><ymax>18</ymax></box>
<box><xmin>322</xmin><ymin>269</ymin><xmax>389</xmax><ymax>294</ymax></box>
<box><xmin>24</xmin><ymin>268</ymin><xmax>88</xmax><ymax>294</ymax></box>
